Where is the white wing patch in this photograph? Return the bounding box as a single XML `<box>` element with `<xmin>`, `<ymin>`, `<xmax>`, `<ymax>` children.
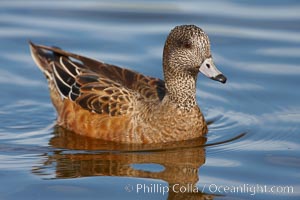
<box><xmin>52</xmin><ymin>57</ymin><xmax>82</xmax><ymax>101</ymax></box>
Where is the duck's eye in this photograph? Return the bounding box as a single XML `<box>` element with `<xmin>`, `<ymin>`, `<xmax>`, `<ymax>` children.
<box><xmin>178</xmin><ymin>40</ymin><xmax>192</xmax><ymax>49</ymax></box>
<box><xmin>206</xmin><ymin>64</ymin><xmax>210</xmax><ymax>68</ymax></box>
<box><xmin>184</xmin><ymin>42</ymin><xmax>192</xmax><ymax>48</ymax></box>
<box><xmin>183</xmin><ymin>41</ymin><xmax>192</xmax><ymax>49</ymax></box>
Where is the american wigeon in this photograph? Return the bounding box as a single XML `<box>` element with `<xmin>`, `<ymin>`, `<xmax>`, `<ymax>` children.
<box><xmin>29</xmin><ymin>25</ymin><xmax>226</xmax><ymax>144</ymax></box>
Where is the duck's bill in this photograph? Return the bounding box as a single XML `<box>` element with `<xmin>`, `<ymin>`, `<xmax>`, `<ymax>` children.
<box><xmin>199</xmin><ymin>58</ymin><xmax>227</xmax><ymax>84</ymax></box>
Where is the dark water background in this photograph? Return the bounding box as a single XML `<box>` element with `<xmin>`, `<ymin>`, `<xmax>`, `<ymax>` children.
<box><xmin>0</xmin><ymin>1</ymin><xmax>299</xmax><ymax>199</ymax></box>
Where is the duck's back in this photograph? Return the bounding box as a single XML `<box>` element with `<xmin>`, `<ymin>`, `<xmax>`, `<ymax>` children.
<box><xmin>30</xmin><ymin>43</ymin><xmax>167</xmax><ymax>142</ymax></box>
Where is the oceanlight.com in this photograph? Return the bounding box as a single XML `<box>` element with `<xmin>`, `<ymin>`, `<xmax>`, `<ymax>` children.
<box><xmin>124</xmin><ymin>183</ymin><xmax>294</xmax><ymax>196</ymax></box>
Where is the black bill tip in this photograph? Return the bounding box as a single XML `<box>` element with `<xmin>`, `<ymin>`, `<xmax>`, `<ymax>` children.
<box><xmin>212</xmin><ymin>74</ymin><xmax>227</xmax><ymax>84</ymax></box>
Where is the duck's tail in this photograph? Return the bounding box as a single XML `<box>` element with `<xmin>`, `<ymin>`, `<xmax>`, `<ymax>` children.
<box><xmin>29</xmin><ymin>41</ymin><xmax>56</xmax><ymax>80</ymax></box>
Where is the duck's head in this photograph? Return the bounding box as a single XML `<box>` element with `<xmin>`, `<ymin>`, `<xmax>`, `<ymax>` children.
<box><xmin>163</xmin><ymin>25</ymin><xmax>226</xmax><ymax>84</ymax></box>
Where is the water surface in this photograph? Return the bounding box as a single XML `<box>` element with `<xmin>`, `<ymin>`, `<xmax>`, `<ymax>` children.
<box><xmin>0</xmin><ymin>1</ymin><xmax>299</xmax><ymax>199</ymax></box>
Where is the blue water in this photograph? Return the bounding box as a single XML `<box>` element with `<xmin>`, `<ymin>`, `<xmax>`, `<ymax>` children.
<box><xmin>0</xmin><ymin>1</ymin><xmax>299</xmax><ymax>199</ymax></box>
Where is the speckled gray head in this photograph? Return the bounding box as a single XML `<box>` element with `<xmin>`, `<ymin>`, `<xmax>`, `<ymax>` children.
<box><xmin>163</xmin><ymin>24</ymin><xmax>226</xmax><ymax>84</ymax></box>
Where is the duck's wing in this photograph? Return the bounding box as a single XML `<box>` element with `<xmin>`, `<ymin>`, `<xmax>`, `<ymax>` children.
<box><xmin>75</xmin><ymin>74</ymin><xmax>136</xmax><ymax>116</ymax></box>
<box><xmin>29</xmin><ymin>42</ymin><xmax>165</xmax><ymax>115</ymax></box>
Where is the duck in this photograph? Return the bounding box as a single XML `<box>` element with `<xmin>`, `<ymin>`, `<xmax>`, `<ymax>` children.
<box><xmin>29</xmin><ymin>24</ymin><xmax>226</xmax><ymax>144</ymax></box>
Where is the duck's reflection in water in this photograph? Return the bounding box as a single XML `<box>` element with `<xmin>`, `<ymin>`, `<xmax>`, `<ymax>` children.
<box><xmin>33</xmin><ymin>127</ymin><xmax>216</xmax><ymax>200</ymax></box>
